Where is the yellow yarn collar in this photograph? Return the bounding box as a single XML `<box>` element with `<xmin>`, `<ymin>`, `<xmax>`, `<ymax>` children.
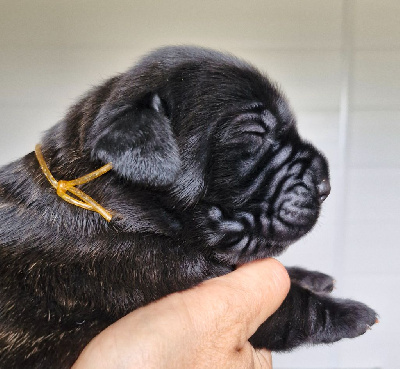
<box><xmin>35</xmin><ymin>144</ymin><xmax>113</xmax><ymax>222</ymax></box>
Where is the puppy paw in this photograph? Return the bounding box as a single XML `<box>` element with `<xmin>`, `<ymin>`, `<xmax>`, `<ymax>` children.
<box><xmin>311</xmin><ymin>296</ymin><xmax>378</xmax><ymax>344</ymax></box>
<box><xmin>287</xmin><ymin>267</ymin><xmax>335</xmax><ymax>293</ymax></box>
<box><xmin>249</xmin><ymin>282</ymin><xmax>377</xmax><ymax>351</ymax></box>
<box><xmin>331</xmin><ymin>299</ymin><xmax>378</xmax><ymax>338</ymax></box>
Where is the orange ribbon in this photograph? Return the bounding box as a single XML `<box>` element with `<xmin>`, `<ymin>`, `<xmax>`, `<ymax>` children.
<box><xmin>35</xmin><ymin>144</ymin><xmax>113</xmax><ymax>222</ymax></box>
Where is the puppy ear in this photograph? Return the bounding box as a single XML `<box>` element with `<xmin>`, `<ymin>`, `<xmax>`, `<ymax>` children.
<box><xmin>89</xmin><ymin>94</ymin><xmax>181</xmax><ymax>187</ymax></box>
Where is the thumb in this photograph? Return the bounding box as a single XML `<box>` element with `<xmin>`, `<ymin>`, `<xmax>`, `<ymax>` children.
<box><xmin>181</xmin><ymin>258</ymin><xmax>291</xmax><ymax>346</ymax></box>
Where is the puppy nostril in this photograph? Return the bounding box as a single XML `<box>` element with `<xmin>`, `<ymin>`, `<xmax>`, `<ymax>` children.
<box><xmin>317</xmin><ymin>179</ymin><xmax>331</xmax><ymax>203</ymax></box>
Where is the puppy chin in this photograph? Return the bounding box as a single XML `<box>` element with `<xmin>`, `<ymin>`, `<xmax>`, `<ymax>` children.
<box><xmin>211</xmin><ymin>239</ymin><xmax>292</xmax><ymax>265</ymax></box>
<box><xmin>198</xmin><ymin>201</ymin><xmax>320</xmax><ymax>265</ymax></box>
<box><xmin>269</xmin><ymin>215</ymin><xmax>318</xmax><ymax>243</ymax></box>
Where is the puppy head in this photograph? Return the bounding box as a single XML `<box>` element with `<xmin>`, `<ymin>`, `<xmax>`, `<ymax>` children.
<box><xmin>141</xmin><ymin>47</ymin><xmax>330</xmax><ymax>264</ymax></box>
<box><xmin>84</xmin><ymin>46</ymin><xmax>329</xmax><ymax>263</ymax></box>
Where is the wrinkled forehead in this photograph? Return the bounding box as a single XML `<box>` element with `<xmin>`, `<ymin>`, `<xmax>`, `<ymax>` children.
<box><xmin>167</xmin><ymin>60</ymin><xmax>294</xmax><ymax>129</ymax></box>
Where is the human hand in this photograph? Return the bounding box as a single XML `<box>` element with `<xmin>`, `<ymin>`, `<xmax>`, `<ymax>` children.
<box><xmin>72</xmin><ymin>258</ymin><xmax>290</xmax><ymax>369</ymax></box>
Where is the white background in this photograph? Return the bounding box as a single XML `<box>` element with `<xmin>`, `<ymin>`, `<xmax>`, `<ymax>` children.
<box><xmin>1</xmin><ymin>1</ymin><xmax>399</xmax><ymax>368</ymax></box>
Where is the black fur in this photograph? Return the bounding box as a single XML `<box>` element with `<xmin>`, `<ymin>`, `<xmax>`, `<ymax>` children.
<box><xmin>0</xmin><ymin>46</ymin><xmax>376</xmax><ymax>368</ymax></box>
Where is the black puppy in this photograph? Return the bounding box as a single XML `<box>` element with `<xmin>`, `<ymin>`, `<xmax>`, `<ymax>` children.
<box><xmin>0</xmin><ymin>46</ymin><xmax>376</xmax><ymax>368</ymax></box>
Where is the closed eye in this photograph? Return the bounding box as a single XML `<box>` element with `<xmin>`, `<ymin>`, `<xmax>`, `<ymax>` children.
<box><xmin>242</xmin><ymin>123</ymin><xmax>266</xmax><ymax>155</ymax></box>
<box><xmin>243</xmin><ymin>123</ymin><xmax>266</xmax><ymax>136</ymax></box>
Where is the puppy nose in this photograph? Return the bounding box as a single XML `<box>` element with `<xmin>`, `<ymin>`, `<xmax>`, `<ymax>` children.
<box><xmin>317</xmin><ymin>179</ymin><xmax>331</xmax><ymax>203</ymax></box>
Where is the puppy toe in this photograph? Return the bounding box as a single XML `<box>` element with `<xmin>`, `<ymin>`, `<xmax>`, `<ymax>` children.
<box><xmin>288</xmin><ymin>267</ymin><xmax>335</xmax><ymax>294</ymax></box>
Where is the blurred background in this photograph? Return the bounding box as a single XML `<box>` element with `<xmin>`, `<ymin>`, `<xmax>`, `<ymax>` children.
<box><xmin>0</xmin><ymin>1</ymin><xmax>399</xmax><ymax>368</ymax></box>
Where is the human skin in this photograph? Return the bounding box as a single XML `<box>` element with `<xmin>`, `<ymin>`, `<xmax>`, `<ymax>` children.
<box><xmin>72</xmin><ymin>258</ymin><xmax>290</xmax><ymax>369</ymax></box>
